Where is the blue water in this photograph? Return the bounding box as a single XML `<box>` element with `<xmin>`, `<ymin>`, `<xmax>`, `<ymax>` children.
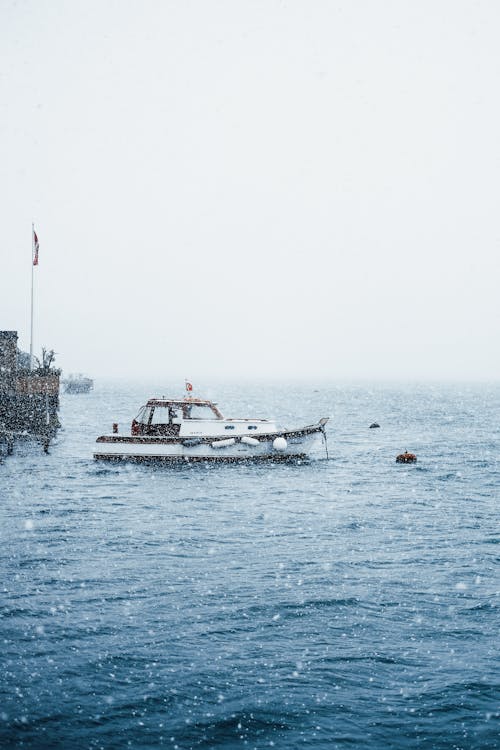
<box><xmin>1</xmin><ymin>381</ymin><xmax>499</xmax><ymax>749</ymax></box>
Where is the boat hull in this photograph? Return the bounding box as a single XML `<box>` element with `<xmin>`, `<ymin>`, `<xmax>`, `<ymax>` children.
<box><xmin>93</xmin><ymin>424</ymin><xmax>327</xmax><ymax>463</ymax></box>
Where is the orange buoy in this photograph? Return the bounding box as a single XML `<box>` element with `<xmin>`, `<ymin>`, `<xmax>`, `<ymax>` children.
<box><xmin>396</xmin><ymin>451</ymin><xmax>417</xmax><ymax>463</ymax></box>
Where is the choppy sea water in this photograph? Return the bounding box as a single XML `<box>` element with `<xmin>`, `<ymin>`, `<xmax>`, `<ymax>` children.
<box><xmin>1</xmin><ymin>381</ymin><xmax>499</xmax><ymax>750</ymax></box>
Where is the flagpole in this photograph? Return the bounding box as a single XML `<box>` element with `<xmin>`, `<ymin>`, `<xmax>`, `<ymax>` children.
<box><xmin>30</xmin><ymin>222</ymin><xmax>34</xmax><ymax>370</ymax></box>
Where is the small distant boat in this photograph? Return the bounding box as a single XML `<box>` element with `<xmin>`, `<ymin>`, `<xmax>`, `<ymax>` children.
<box><xmin>94</xmin><ymin>391</ymin><xmax>329</xmax><ymax>463</ymax></box>
<box><xmin>63</xmin><ymin>374</ymin><xmax>94</xmax><ymax>394</ymax></box>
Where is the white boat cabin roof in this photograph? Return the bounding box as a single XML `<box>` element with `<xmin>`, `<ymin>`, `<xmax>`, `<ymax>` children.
<box><xmin>146</xmin><ymin>398</ymin><xmax>218</xmax><ymax>407</ymax></box>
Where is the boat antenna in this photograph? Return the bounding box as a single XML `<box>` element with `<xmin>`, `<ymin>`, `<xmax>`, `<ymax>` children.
<box><xmin>29</xmin><ymin>223</ymin><xmax>40</xmax><ymax>370</ymax></box>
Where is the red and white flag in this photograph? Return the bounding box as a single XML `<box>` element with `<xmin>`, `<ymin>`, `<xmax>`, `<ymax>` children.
<box><xmin>185</xmin><ymin>380</ymin><xmax>193</xmax><ymax>392</ymax></box>
<box><xmin>33</xmin><ymin>229</ymin><xmax>39</xmax><ymax>266</ymax></box>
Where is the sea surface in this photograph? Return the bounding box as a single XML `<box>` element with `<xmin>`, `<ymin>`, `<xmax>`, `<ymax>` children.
<box><xmin>1</xmin><ymin>381</ymin><xmax>499</xmax><ymax>749</ymax></box>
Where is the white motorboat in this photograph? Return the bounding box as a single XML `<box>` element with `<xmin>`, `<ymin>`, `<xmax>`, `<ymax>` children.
<box><xmin>93</xmin><ymin>395</ymin><xmax>329</xmax><ymax>463</ymax></box>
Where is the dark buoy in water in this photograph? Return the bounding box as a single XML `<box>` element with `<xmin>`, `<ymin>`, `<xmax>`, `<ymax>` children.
<box><xmin>396</xmin><ymin>450</ymin><xmax>417</xmax><ymax>464</ymax></box>
<box><xmin>369</xmin><ymin>422</ymin><xmax>380</xmax><ymax>429</ymax></box>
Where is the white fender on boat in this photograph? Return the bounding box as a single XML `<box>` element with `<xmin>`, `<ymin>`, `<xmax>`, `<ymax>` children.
<box><xmin>273</xmin><ymin>437</ymin><xmax>287</xmax><ymax>452</ymax></box>
<box><xmin>211</xmin><ymin>438</ymin><xmax>236</xmax><ymax>449</ymax></box>
<box><xmin>241</xmin><ymin>436</ymin><xmax>260</xmax><ymax>446</ymax></box>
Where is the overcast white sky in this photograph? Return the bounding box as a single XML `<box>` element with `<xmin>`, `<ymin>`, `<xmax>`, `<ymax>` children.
<box><xmin>1</xmin><ymin>0</ymin><xmax>499</xmax><ymax>381</ymax></box>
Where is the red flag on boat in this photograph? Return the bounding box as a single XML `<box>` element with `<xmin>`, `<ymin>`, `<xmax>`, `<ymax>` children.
<box><xmin>33</xmin><ymin>229</ymin><xmax>39</xmax><ymax>266</ymax></box>
<box><xmin>185</xmin><ymin>381</ymin><xmax>193</xmax><ymax>392</ymax></box>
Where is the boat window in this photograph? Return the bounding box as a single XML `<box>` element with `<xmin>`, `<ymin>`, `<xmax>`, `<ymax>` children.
<box><xmin>248</xmin><ymin>425</ymin><xmax>257</xmax><ymax>430</ymax></box>
<box><xmin>225</xmin><ymin>425</ymin><xmax>235</xmax><ymax>430</ymax></box>
<box><xmin>135</xmin><ymin>407</ymin><xmax>150</xmax><ymax>424</ymax></box>
<box><xmin>151</xmin><ymin>406</ymin><xmax>169</xmax><ymax>424</ymax></box>
<box><xmin>185</xmin><ymin>404</ymin><xmax>220</xmax><ymax>420</ymax></box>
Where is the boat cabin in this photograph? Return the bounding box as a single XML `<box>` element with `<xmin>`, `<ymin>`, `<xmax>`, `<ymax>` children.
<box><xmin>130</xmin><ymin>398</ymin><xmax>276</xmax><ymax>437</ymax></box>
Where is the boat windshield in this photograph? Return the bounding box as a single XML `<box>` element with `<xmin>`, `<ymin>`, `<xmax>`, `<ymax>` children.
<box><xmin>151</xmin><ymin>406</ymin><xmax>170</xmax><ymax>424</ymax></box>
<box><xmin>134</xmin><ymin>406</ymin><xmax>150</xmax><ymax>424</ymax></box>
